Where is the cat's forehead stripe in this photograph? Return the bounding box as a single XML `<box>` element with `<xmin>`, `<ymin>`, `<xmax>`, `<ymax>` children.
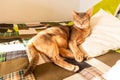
<box><xmin>78</xmin><ymin>13</ymin><xmax>86</xmax><ymax>17</ymax></box>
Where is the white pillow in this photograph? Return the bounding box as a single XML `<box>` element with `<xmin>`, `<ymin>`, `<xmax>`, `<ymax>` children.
<box><xmin>81</xmin><ymin>9</ymin><xmax>120</xmax><ymax>57</ymax></box>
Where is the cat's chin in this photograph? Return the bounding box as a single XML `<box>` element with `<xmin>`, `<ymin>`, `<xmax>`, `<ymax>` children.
<box><xmin>74</xmin><ymin>24</ymin><xmax>89</xmax><ymax>29</ymax></box>
<box><xmin>78</xmin><ymin>26</ymin><xmax>88</xmax><ymax>29</ymax></box>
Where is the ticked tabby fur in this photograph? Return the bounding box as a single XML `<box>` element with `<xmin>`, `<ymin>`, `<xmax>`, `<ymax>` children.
<box><xmin>24</xmin><ymin>8</ymin><xmax>93</xmax><ymax>76</ymax></box>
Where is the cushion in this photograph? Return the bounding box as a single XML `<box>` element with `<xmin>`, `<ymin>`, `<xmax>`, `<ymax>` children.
<box><xmin>81</xmin><ymin>9</ymin><xmax>120</xmax><ymax>57</ymax></box>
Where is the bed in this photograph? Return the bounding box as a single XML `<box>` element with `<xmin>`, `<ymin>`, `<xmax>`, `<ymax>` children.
<box><xmin>0</xmin><ymin>9</ymin><xmax>120</xmax><ymax>80</ymax></box>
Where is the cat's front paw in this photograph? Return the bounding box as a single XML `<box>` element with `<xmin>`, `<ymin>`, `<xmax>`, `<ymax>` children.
<box><xmin>74</xmin><ymin>52</ymin><xmax>84</xmax><ymax>62</ymax></box>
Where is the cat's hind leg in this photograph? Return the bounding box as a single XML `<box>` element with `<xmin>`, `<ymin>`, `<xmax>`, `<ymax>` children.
<box><xmin>52</xmin><ymin>56</ymin><xmax>79</xmax><ymax>72</ymax></box>
<box><xmin>50</xmin><ymin>49</ymin><xmax>79</xmax><ymax>72</ymax></box>
<box><xmin>32</xmin><ymin>34</ymin><xmax>79</xmax><ymax>72</ymax></box>
<box><xmin>24</xmin><ymin>41</ymin><xmax>40</xmax><ymax>76</ymax></box>
<box><xmin>42</xmin><ymin>41</ymin><xmax>79</xmax><ymax>72</ymax></box>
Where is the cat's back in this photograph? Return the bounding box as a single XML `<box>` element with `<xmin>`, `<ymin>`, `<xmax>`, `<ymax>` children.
<box><xmin>29</xmin><ymin>26</ymin><xmax>70</xmax><ymax>49</ymax></box>
<box><xmin>31</xmin><ymin>26</ymin><xmax>69</xmax><ymax>42</ymax></box>
<box><xmin>36</xmin><ymin>26</ymin><xmax>70</xmax><ymax>37</ymax></box>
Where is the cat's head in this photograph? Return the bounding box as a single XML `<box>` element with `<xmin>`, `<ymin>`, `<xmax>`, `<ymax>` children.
<box><xmin>72</xmin><ymin>8</ymin><xmax>93</xmax><ymax>29</ymax></box>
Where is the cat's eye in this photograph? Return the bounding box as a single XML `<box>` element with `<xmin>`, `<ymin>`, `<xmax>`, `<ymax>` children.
<box><xmin>82</xmin><ymin>19</ymin><xmax>88</xmax><ymax>24</ymax></box>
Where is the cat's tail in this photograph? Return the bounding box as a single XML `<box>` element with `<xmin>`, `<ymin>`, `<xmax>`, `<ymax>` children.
<box><xmin>24</xmin><ymin>42</ymin><xmax>39</xmax><ymax>76</ymax></box>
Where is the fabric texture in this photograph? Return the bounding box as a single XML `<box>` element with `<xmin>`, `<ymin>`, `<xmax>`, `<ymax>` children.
<box><xmin>63</xmin><ymin>58</ymin><xmax>111</xmax><ymax>80</ymax></box>
<box><xmin>79</xmin><ymin>67</ymin><xmax>105</xmax><ymax>80</ymax></box>
<box><xmin>0</xmin><ymin>70</ymin><xmax>35</xmax><ymax>80</ymax></box>
<box><xmin>0</xmin><ymin>58</ymin><xmax>29</xmax><ymax>77</ymax></box>
<box><xmin>105</xmin><ymin>60</ymin><xmax>120</xmax><ymax>80</ymax></box>
<box><xmin>6</xmin><ymin>50</ymin><xmax>27</xmax><ymax>61</ymax></box>
<box><xmin>0</xmin><ymin>39</ymin><xmax>111</xmax><ymax>80</ymax></box>
<box><xmin>1</xmin><ymin>13</ymin><xmax>120</xmax><ymax>80</ymax></box>
<box><xmin>0</xmin><ymin>52</ymin><xmax>6</xmax><ymax>62</ymax></box>
<box><xmin>63</xmin><ymin>67</ymin><xmax>106</xmax><ymax>80</ymax></box>
<box><xmin>0</xmin><ymin>40</ymin><xmax>27</xmax><ymax>62</ymax></box>
<box><xmin>0</xmin><ymin>39</ymin><xmax>35</xmax><ymax>80</ymax></box>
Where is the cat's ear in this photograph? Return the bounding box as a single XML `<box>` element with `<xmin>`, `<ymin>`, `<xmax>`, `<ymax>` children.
<box><xmin>72</xmin><ymin>10</ymin><xmax>78</xmax><ymax>16</ymax></box>
<box><xmin>86</xmin><ymin>8</ymin><xmax>93</xmax><ymax>17</ymax></box>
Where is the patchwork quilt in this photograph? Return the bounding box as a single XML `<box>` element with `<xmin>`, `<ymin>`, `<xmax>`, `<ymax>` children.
<box><xmin>0</xmin><ymin>39</ymin><xmax>36</xmax><ymax>80</ymax></box>
<box><xmin>0</xmin><ymin>39</ymin><xmax>111</xmax><ymax>80</ymax></box>
<box><xmin>1</xmin><ymin>9</ymin><xmax>120</xmax><ymax>80</ymax></box>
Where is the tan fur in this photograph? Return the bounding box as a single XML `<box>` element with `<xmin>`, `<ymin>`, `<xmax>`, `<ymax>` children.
<box><xmin>24</xmin><ymin>8</ymin><xmax>93</xmax><ymax>76</ymax></box>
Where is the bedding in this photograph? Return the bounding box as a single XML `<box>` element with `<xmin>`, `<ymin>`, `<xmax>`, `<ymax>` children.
<box><xmin>0</xmin><ymin>70</ymin><xmax>35</xmax><ymax>80</ymax></box>
<box><xmin>64</xmin><ymin>67</ymin><xmax>105</xmax><ymax>80</ymax></box>
<box><xmin>0</xmin><ymin>9</ymin><xmax>120</xmax><ymax>80</ymax></box>
<box><xmin>105</xmin><ymin>60</ymin><xmax>120</xmax><ymax>80</ymax></box>
<box><xmin>0</xmin><ymin>39</ymin><xmax>111</xmax><ymax>80</ymax></box>
<box><xmin>0</xmin><ymin>37</ymin><xmax>120</xmax><ymax>80</ymax></box>
<box><xmin>64</xmin><ymin>58</ymin><xmax>110</xmax><ymax>80</ymax></box>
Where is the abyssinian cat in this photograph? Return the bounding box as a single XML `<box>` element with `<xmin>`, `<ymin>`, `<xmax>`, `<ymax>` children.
<box><xmin>24</xmin><ymin>8</ymin><xmax>93</xmax><ymax>76</ymax></box>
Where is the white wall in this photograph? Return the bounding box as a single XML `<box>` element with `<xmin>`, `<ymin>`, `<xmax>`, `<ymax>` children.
<box><xmin>0</xmin><ymin>0</ymin><xmax>80</xmax><ymax>23</ymax></box>
<box><xmin>0</xmin><ymin>0</ymin><xmax>100</xmax><ymax>23</ymax></box>
<box><xmin>79</xmin><ymin>0</ymin><xmax>101</xmax><ymax>12</ymax></box>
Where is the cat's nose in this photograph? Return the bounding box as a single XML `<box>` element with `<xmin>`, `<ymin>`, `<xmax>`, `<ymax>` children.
<box><xmin>80</xmin><ymin>22</ymin><xmax>84</xmax><ymax>25</ymax></box>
